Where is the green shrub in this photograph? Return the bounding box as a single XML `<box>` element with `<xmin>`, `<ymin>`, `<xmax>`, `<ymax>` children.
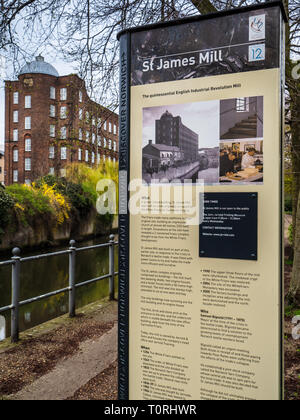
<box><xmin>285</xmin><ymin>196</ymin><xmax>292</xmax><ymax>213</ymax></box>
<box><xmin>288</xmin><ymin>223</ymin><xmax>294</xmax><ymax>246</ymax></box>
<box><xmin>35</xmin><ymin>175</ymin><xmax>57</xmax><ymax>188</ymax></box>
<box><xmin>0</xmin><ymin>187</ymin><xmax>15</xmax><ymax>234</ymax></box>
<box><xmin>36</xmin><ymin>175</ymin><xmax>94</xmax><ymax>217</ymax></box>
<box><xmin>1</xmin><ymin>165</ymin><xmax>115</xmax><ymax>240</ymax></box>
<box><xmin>65</xmin><ymin>182</ymin><xmax>93</xmax><ymax>217</ymax></box>
<box><xmin>6</xmin><ymin>184</ymin><xmax>53</xmax><ymax>227</ymax></box>
<box><xmin>66</xmin><ymin>161</ymin><xmax>119</xmax><ymax>210</ymax></box>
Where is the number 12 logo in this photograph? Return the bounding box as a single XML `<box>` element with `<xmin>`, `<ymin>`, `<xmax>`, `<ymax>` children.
<box><xmin>249</xmin><ymin>44</ymin><xmax>265</xmax><ymax>62</ymax></box>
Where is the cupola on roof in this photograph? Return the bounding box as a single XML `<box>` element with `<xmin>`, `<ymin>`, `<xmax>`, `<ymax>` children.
<box><xmin>19</xmin><ymin>55</ymin><xmax>59</xmax><ymax>77</ymax></box>
<box><xmin>161</xmin><ymin>110</ymin><xmax>173</xmax><ymax>118</ymax></box>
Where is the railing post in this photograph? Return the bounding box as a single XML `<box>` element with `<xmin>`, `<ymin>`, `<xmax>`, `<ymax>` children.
<box><xmin>11</xmin><ymin>248</ymin><xmax>21</xmax><ymax>343</ymax></box>
<box><xmin>69</xmin><ymin>240</ymin><xmax>76</xmax><ymax>318</ymax></box>
<box><xmin>109</xmin><ymin>234</ymin><xmax>115</xmax><ymax>301</ymax></box>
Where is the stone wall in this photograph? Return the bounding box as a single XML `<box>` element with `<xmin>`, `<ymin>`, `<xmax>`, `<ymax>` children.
<box><xmin>0</xmin><ymin>210</ymin><xmax>115</xmax><ymax>252</ymax></box>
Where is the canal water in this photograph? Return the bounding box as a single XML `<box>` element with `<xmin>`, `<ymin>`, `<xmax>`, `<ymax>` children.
<box><xmin>0</xmin><ymin>235</ymin><xmax>118</xmax><ymax>340</ymax></box>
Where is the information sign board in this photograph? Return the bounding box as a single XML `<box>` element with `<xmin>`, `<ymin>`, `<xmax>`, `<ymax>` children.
<box><xmin>118</xmin><ymin>2</ymin><xmax>287</xmax><ymax>400</ymax></box>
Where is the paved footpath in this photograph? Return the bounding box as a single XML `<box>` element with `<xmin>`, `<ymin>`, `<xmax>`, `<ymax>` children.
<box><xmin>10</xmin><ymin>323</ymin><xmax>118</xmax><ymax>400</ymax></box>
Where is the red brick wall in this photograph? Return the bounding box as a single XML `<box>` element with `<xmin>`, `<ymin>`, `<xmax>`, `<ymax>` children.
<box><xmin>5</xmin><ymin>72</ymin><xmax>119</xmax><ymax>185</ymax></box>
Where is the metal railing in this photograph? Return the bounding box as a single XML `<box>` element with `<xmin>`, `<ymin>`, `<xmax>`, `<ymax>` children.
<box><xmin>0</xmin><ymin>234</ymin><xmax>118</xmax><ymax>343</ymax></box>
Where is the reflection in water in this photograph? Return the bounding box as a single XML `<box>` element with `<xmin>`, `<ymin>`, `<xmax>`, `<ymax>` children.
<box><xmin>0</xmin><ymin>236</ymin><xmax>118</xmax><ymax>340</ymax></box>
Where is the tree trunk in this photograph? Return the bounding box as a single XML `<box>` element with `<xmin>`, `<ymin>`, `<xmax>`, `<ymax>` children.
<box><xmin>289</xmin><ymin>76</ymin><xmax>300</xmax><ymax>301</ymax></box>
<box><xmin>161</xmin><ymin>0</ymin><xmax>166</xmax><ymax>21</ymax></box>
<box><xmin>190</xmin><ymin>0</ymin><xmax>217</xmax><ymax>14</ymax></box>
<box><xmin>190</xmin><ymin>0</ymin><xmax>300</xmax><ymax>303</ymax></box>
<box><xmin>288</xmin><ymin>189</ymin><xmax>300</xmax><ymax>305</ymax></box>
<box><xmin>283</xmin><ymin>1</ymin><xmax>298</xmax><ymax>247</ymax></box>
<box><xmin>290</xmin><ymin>91</ymin><xmax>300</xmax><ymax>243</ymax></box>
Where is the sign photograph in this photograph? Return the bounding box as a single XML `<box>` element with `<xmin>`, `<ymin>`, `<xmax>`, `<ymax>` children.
<box><xmin>118</xmin><ymin>2</ymin><xmax>286</xmax><ymax>401</ymax></box>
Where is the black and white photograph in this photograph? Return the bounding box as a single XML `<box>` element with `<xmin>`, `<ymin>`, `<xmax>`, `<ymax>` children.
<box><xmin>142</xmin><ymin>101</ymin><xmax>220</xmax><ymax>184</ymax></box>
<box><xmin>220</xmin><ymin>96</ymin><xmax>264</xmax><ymax>140</ymax></box>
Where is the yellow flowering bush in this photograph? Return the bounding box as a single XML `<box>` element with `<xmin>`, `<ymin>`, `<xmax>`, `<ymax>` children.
<box><xmin>39</xmin><ymin>183</ymin><xmax>71</xmax><ymax>225</ymax></box>
<box><xmin>6</xmin><ymin>183</ymin><xmax>71</xmax><ymax>229</ymax></box>
<box><xmin>1</xmin><ymin>171</ymin><xmax>104</xmax><ymax>239</ymax></box>
<box><xmin>14</xmin><ymin>203</ymin><xmax>25</xmax><ymax>212</ymax></box>
<box><xmin>6</xmin><ymin>184</ymin><xmax>53</xmax><ymax>227</ymax></box>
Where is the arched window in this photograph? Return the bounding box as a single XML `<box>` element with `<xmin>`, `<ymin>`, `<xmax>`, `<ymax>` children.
<box><xmin>25</xmin><ymin>137</ymin><xmax>31</xmax><ymax>152</ymax></box>
<box><xmin>13</xmin><ymin>148</ymin><xmax>18</xmax><ymax>163</ymax></box>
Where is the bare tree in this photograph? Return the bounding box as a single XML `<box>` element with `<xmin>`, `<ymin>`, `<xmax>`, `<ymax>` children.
<box><xmin>1</xmin><ymin>0</ymin><xmax>298</xmax><ymax>121</ymax></box>
<box><xmin>0</xmin><ymin>0</ymin><xmax>198</xmax><ymax>106</ymax></box>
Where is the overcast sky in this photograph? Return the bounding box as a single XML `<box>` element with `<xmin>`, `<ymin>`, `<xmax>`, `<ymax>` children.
<box><xmin>0</xmin><ymin>58</ymin><xmax>76</xmax><ymax>151</ymax></box>
<box><xmin>143</xmin><ymin>100</ymin><xmax>220</xmax><ymax>150</ymax></box>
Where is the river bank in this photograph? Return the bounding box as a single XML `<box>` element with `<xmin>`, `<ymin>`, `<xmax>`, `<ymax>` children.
<box><xmin>0</xmin><ymin>216</ymin><xmax>118</xmax><ymax>259</ymax></box>
<box><xmin>0</xmin><ymin>210</ymin><xmax>118</xmax><ymax>256</ymax></box>
<box><xmin>0</xmin><ymin>163</ymin><xmax>119</xmax><ymax>254</ymax></box>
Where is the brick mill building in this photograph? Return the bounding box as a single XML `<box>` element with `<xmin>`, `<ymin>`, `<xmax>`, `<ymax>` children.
<box><xmin>155</xmin><ymin>110</ymin><xmax>198</xmax><ymax>162</ymax></box>
<box><xmin>4</xmin><ymin>55</ymin><xmax>119</xmax><ymax>185</ymax></box>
